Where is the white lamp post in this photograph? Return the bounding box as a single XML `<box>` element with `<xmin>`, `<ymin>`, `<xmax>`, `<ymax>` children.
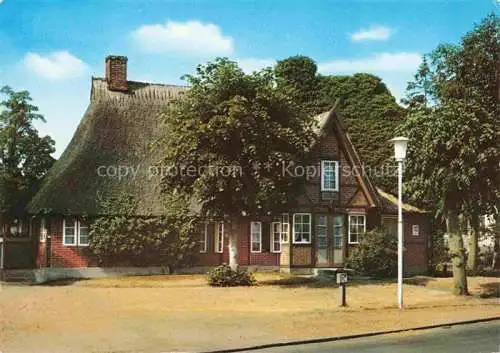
<box><xmin>389</xmin><ymin>137</ymin><xmax>409</xmax><ymax>309</ymax></box>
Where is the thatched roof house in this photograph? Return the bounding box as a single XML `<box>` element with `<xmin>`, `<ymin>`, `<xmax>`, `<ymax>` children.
<box><xmin>26</xmin><ymin>55</ymin><xmax>430</xmax><ymax>276</ymax></box>
<box><xmin>28</xmin><ymin>57</ymin><xmax>187</xmax><ymax>216</ymax></box>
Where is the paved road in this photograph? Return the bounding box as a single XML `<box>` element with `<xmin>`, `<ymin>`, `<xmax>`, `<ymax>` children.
<box><xmin>245</xmin><ymin>320</ymin><xmax>500</xmax><ymax>353</ymax></box>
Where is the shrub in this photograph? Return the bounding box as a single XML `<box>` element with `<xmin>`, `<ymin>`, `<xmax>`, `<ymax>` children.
<box><xmin>429</xmin><ymin>232</ymin><xmax>451</xmax><ymax>277</ymax></box>
<box><xmin>346</xmin><ymin>228</ymin><xmax>397</xmax><ymax>278</ymax></box>
<box><xmin>207</xmin><ymin>264</ymin><xmax>256</xmax><ymax>287</ymax></box>
<box><xmin>89</xmin><ymin>193</ymin><xmax>200</xmax><ymax>270</ymax></box>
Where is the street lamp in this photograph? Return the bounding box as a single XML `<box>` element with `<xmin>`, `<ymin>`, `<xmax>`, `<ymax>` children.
<box><xmin>389</xmin><ymin>137</ymin><xmax>409</xmax><ymax>309</ymax></box>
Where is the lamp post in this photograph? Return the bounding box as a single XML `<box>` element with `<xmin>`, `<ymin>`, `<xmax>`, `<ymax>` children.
<box><xmin>389</xmin><ymin>137</ymin><xmax>409</xmax><ymax>309</ymax></box>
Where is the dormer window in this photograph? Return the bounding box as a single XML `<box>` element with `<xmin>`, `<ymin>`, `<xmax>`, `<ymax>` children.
<box><xmin>321</xmin><ymin>160</ymin><xmax>339</xmax><ymax>191</ymax></box>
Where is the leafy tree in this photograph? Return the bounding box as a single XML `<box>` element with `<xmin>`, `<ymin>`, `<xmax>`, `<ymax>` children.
<box><xmin>401</xmin><ymin>100</ymin><xmax>497</xmax><ymax>294</ymax></box>
<box><xmin>402</xmin><ymin>14</ymin><xmax>499</xmax><ymax>281</ymax></box>
<box><xmin>317</xmin><ymin>74</ymin><xmax>404</xmax><ymax>191</ymax></box>
<box><xmin>158</xmin><ymin>58</ymin><xmax>316</xmax><ymax>270</ymax></box>
<box><xmin>274</xmin><ymin>57</ymin><xmax>404</xmax><ymax>190</ymax></box>
<box><xmin>89</xmin><ymin>193</ymin><xmax>200</xmax><ymax>270</ymax></box>
<box><xmin>0</xmin><ymin>86</ymin><xmax>55</xmax><ymax>230</ymax></box>
<box><xmin>275</xmin><ymin>55</ymin><xmax>320</xmax><ymax>117</ymax></box>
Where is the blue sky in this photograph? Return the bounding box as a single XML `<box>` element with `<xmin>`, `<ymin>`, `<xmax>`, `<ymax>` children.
<box><xmin>0</xmin><ymin>0</ymin><xmax>497</xmax><ymax>157</ymax></box>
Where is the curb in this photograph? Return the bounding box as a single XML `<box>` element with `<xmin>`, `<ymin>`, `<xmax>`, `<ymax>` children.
<box><xmin>203</xmin><ymin>316</ymin><xmax>500</xmax><ymax>353</ymax></box>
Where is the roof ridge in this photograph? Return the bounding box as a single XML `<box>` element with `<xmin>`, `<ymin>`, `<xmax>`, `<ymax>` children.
<box><xmin>376</xmin><ymin>187</ymin><xmax>427</xmax><ymax>213</ymax></box>
<box><xmin>91</xmin><ymin>76</ymin><xmax>190</xmax><ymax>89</ymax></box>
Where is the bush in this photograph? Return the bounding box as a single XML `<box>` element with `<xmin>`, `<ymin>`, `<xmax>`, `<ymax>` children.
<box><xmin>429</xmin><ymin>232</ymin><xmax>451</xmax><ymax>277</ymax></box>
<box><xmin>346</xmin><ymin>228</ymin><xmax>397</xmax><ymax>278</ymax></box>
<box><xmin>89</xmin><ymin>193</ymin><xmax>200</xmax><ymax>270</ymax></box>
<box><xmin>207</xmin><ymin>265</ymin><xmax>256</xmax><ymax>287</ymax></box>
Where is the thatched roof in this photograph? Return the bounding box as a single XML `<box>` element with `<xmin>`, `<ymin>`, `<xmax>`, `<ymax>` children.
<box><xmin>27</xmin><ymin>78</ymin><xmax>187</xmax><ymax>216</ymax></box>
<box><xmin>376</xmin><ymin>188</ymin><xmax>427</xmax><ymax>214</ymax></box>
<box><xmin>29</xmin><ymin>79</ymin><xmax>413</xmax><ymax>217</ymax></box>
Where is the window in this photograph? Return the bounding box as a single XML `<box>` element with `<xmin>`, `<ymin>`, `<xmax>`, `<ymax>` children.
<box><xmin>63</xmin><ymin>219</ymin><xmax>76</xmax><ymax>245</ymax></box>
<box><xmin>40</xmin><ymin>218</ymin><xmax>47</xmax><ymax>242</ymax></box>
<box><xmin>381</xmin><ymin>217</ymin><xmax>397</xmax><ymax>238</ymax></box>
<box><xmin>412</xmin><ymin>224</ymin><xmax>420</xmax><ymax>236</ymax></box>
<box><xmin>78</xmin><ymin>220</ymin><xmax>89</xmax><ymax>245</ymax></box>
<box><xmin>271</xmin><ymin>222</ymin><xmax>281</xmax><ymax>253</ymax></box>
<box><xmin>348</xmin><ymin>214</ymin><xmax>366</xmax><ymax>244</ymax></box>
<box><xmin>293</xmin><ymin>213</ymin><xmax>311</xmax><ymax>243</ymax></box>
<box><xmin>200</xmin><ymin>223</ymin><xmax>208</xmax><ymax>253</ymax></box>
<box><xmin>281</xmin><ymin>214</ymin><xmax>290</xmax><ymax>243</ymax></box>
<box><xmin>215</xmin><ymin>222</ymin><xmax>224</xmax><ymax>253</ymax></box>
<box><xmin>63</xmin><ymin>219</ymin><xmax>89</xmax><ymax>246</ymax></box>
<box><xmin>333</xmin><ymin>215</ymin><xmax>343</xmax><ymax>248</ymax></box>
<box><xmin>316</xmin><ymin>216</ymin><xmax>327</xmax><ymax>249</ymax></box>
<box><xmin>251</xmin><ymin>222</ymin><xmax>262</xmax><ymax>253</ymax></box>
<box><xmin>321</xmin><ymin>160</ymin><xmax>339</xmax><ymax>191</ymax></box>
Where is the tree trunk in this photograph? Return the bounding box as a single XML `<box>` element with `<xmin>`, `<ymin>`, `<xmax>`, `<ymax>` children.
<box><xmin>466</xmin><ymin>215</ymin><xmax>479</xmax><ymax>274</ymax></box>
<box><xmin>492</xmin><ymin>213</ymin><xmax>500</xmax><ymax>270</ymax></box>
<box><xmin>447</xmin><ymin>210</ymin><xmax>469</xmax><ymax>295</ymax></box>
<box><xmin>228</xmin><ymin>218</ymin><xmax>239</xmax><ymax>271</ymax></box>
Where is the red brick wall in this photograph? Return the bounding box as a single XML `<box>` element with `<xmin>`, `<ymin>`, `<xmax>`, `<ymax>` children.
<box><xmin>195</xmin><ymin>220</ymin><xmax>279</xmax><ymax>267</ymax></box>
<box><xmin>48</xmin><ymin>217</ymin><xmax>97</xmax><ymax>268</ymax></box>
<box><xmin>403</xmin><ymin>213</ymin><xmax>429</xmax><ymax>274</ymax></box>
<box><xmin>105</xmin><ymin>56</ymin><xmax>128</xmax><ymax>92</ymax></box>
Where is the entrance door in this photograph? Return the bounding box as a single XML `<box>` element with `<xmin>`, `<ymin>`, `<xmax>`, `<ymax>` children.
<box><xmin>315</xmin><ymin>215</ymin><xmax>328</xmax><ymax>266</ymax></box>
<box><xmin>332</xmin><ymin>215</ymin><xmax>344</xmax><ymax>264</ymax></box>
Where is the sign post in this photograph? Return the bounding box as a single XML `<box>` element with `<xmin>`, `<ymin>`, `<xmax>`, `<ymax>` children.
<box><xmin>336</xmin><ymin>271</ymin><xmax>348</xmax><ymax>307</ymax></box>
<box><xmin>0</xmin><ymin>237</ymin><xmax>4</xmax><ymax>281</ymax></box>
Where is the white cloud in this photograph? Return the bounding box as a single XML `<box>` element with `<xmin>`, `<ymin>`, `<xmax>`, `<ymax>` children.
<box><xmin>350</xmin><ymin>25</ymin><xmax>393</xmax><ymax>41</ymax></box>
<box><xmin>318</xmin><ymin>52</ymin><xmax>422</xmax><ymax>74</ymax></box>
<box><xmin>132</xmin><ymin>20</ymin><xmax>234</xmax><ymax>55</ymax></box>
<box><xmin>23</xmin><ymin>51</ymin><xmax>89</xmax><ymax>80</ymax></box>
<box><xmin>237</xmin><ymin>58</ymin><xmax>275</xmax><ymax>73</ymax></box>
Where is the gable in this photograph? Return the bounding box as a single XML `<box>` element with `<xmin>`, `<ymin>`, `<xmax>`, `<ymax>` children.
<box><xmin>296</xmin><ymin>101</ymin><xmax>378</xmax><ymax>209</ymax></box>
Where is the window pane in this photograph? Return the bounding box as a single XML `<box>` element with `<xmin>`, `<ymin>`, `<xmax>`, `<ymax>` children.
<box><xmin>215</xmin><ymin>222</ymin><xmax>224</xmax><ymax>253</ymax></box>
<box><xmin>251</xmin><ymin>222</ymin><xmax>261</xmax><ymax>252</ymax></box>
<box><xmin>79</xmin><ymin>234</ymin><xmax>89</xmax><ymax>245</ymax></box>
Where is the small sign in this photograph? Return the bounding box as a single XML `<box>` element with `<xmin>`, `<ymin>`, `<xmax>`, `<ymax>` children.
<box><xmin>412</xmin><ymin>224</ymin><xmax>420</xmax><ymax>236</ymax></box>
<box><xmin>336</xmin><ymin>272</ymin><xmax>348</xmax><ymax>284</ymax></box>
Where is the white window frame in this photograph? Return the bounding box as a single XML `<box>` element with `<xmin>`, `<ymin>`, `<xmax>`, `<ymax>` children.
<box><xmin>333</xmin><ymin>215</ymin><xmax>343</xmax><ymax>248</ymax></box>
<box><xmin>321</xmin><ymin>160</ymin><xmax>339</xmax><ymax>191</ymax></box>
<box><xmin>251</xmin><ymin>221</ymin><xmax>262</xmax><ymax>253</ymax></box>
<box><xmin>78</xmin><ymin>219</ymin><xmax>89</xmax><ymax>246</ymax></box>
<box><xmin>293</xmin><ymin>213</ymin><xmax>312</xmax><ymax>244</ymax></box>
<box><xmin>412</xmin><ymin>224</ymin><xmax>420</xmax><ymax>237</ymax></box>
<box><xmin>316</xmin><ymin>215</ymin><xmax>327</xmax><ymax>249</ymax></box>
<box><xmin>200</xmin><ymin>223</ymin><xmax>208</xmax><ymax>253</ymax></box>
<box><xmin>271</xmin><ymin>222</ymin><xmax>282</xmax><ymax>253</ymax></box>
<box><xmin>62</xmin><ymin>219</ymin><xmax>77</xmax><ymax>246</ymax></box>
<box><xmin>215</xmin><ymin>222</ymin><xmax>224</xmax><ymax>253</ymax></box>
<box><xmin>63</xmin><ymin>219</ymin><xmax>89</xmax><ymax>246</ymax></box>
<box><xmin>40</xmin><ymin>218</ymin><xmax>47</xmax><ymax>243</ymax></box>
<box><xmin>281</xmin><ymin>213</ymin><xmax>290</xmax><ymax>243</ymax></box>
<box><xmin>348</xmin><ymin>214</ymin><xmax>366</xmax><ymax>244</ymax></box>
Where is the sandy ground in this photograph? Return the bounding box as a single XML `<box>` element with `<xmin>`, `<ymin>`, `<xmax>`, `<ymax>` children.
<box><xmin>0</xmin><ymin>275</ymin><xmax>498</xmax><ymax>353</ymax></box>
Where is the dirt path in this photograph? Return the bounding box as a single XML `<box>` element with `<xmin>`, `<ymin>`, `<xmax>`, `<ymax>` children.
<box><xmin>1</xmin><ymin>277</ymin><xmax>498</xmax><ymax>352</ymax></box>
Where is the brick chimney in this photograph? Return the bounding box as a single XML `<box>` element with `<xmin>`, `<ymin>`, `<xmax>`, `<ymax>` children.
<box><xmin>105</xmin><ymin>55</ymin><xmax>128</xmax><ymax>92</ymax></box>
